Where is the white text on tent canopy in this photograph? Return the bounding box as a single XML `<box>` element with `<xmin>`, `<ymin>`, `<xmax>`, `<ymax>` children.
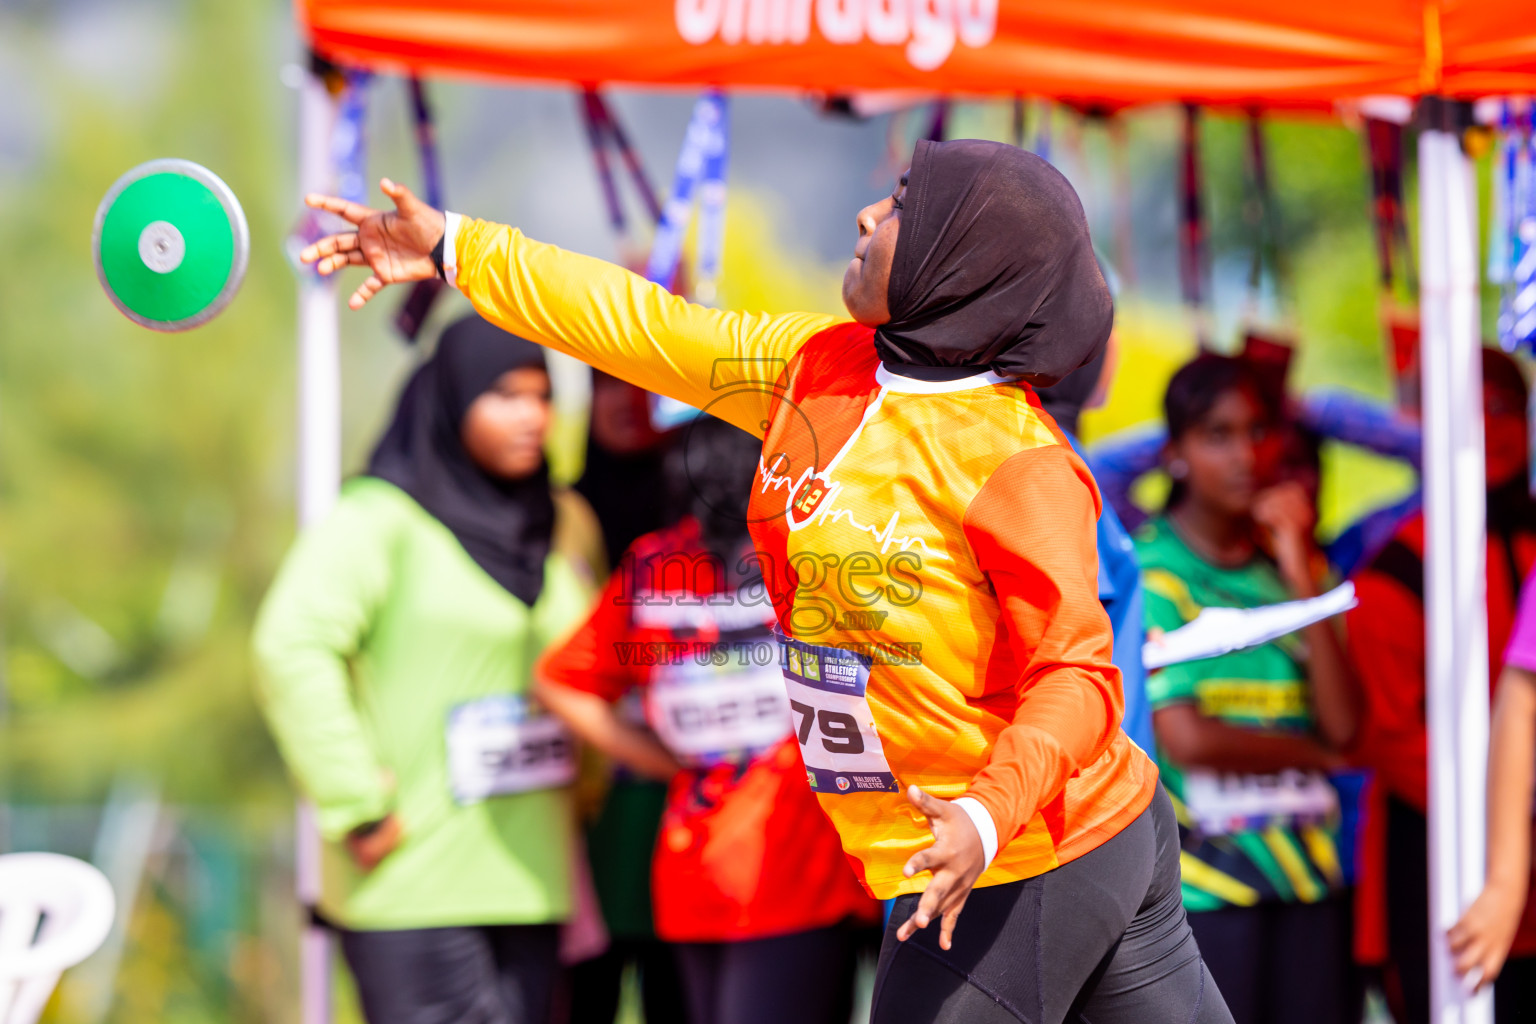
<box><xmin>675</xmin><ymin>0</ymin><xmax>998</xmax><ymax>71</ymax></box>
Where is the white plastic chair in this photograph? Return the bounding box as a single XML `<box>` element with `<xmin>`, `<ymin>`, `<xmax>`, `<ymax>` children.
<box><xmin>0</xmin><ymin>853</ymin><xmax>116</xmax><ymax>1024</ymax></box>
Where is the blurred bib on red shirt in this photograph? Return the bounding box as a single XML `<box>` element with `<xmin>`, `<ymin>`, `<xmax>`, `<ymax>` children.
<box><xmin>538</xmin><ymin>518</ymin><xmax>878</xmax><ymax>941</ymax></box>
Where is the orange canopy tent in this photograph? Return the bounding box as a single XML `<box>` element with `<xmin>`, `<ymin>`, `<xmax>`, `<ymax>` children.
<box><xmin>301</xmin><ymin>0</ymin><xmax>1536</xmax><ymax>107</ymax></box>
<box><xmin>291</xmin><ymin>6</ymin><xmax>1519</xmax><ymax>1024</ymax></box>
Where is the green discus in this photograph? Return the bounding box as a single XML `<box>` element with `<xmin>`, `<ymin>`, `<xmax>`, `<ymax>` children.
<box><xmin>92</xmin><ymin>159</ymin><xmax>250</xmax><ymax>331</ymax></box>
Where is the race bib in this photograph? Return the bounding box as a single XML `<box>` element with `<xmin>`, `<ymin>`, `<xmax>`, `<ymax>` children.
<box><xmin>446</xmin><ymin>695</ymin><xmax>576</xmax><ymax>805</ymax></box>
<box><xmin>777</xmin><ymin>634</ymin><xmax>899</xmax><ymax>794</ymax></box>
<box><xmin>648</xmin><ymin>657</ymin><xmax>792</xmax><ymax>768</ymax></box>
<box><xmin>1182</xmin><ymin>768</ymin><xmax>1339</xmax><ymax>835</ymax></box>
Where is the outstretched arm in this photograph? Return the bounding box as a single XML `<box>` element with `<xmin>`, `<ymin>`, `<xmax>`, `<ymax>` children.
<box><xmin>300</xmin><ymin>180</ymin><xmax>836</xmax><ymax>437</ymax></box>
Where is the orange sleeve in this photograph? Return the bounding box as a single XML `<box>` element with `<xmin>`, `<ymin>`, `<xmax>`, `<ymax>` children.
<box><xmin>536</xmin><ymin>567</ymin><xmax>639</xmax><ymax>703</ymax></box>
<box><xmin>960</xmin><ymin>444</ymin><xmax>1122</xmax><ymax>845</ymax></box>
<box><xmin>1347</xmin><ymin>570</ymin><xmax>1428</xmax><ymax>810</ymax></box>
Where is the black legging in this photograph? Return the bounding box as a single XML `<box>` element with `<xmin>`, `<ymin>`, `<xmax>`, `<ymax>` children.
<box><xmin>674</xmin><ymin>923</ymin><xmax>865</xmax><ymax>1024</ymax></box>
<box><xmin>339</xmin><ymin>923</ymin><xmax>558</xmax><ymax>1024</ymax></box>
<box><xmin>566</xmin><ymin>936</ymin><xmax>686</xmax><ymax>1024</ymax></box>
<box><xmin>1188</xmin><ymin>897</ymin><xmax>1355</xmax><ymax>1024</ymax></box>
<box><xmin>871</xmin><ymin>785</ymin><xmax>1234</xmax><ymax>1024</ymax></box>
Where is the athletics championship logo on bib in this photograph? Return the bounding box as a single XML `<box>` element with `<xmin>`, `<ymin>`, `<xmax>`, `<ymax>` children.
<box><xmin>777</xmin><ymin>632</ymin><xmax>898</xmax><ymax>793</ymax></box>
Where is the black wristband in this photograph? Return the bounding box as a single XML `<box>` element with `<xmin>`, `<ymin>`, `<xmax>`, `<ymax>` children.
<box><xmin>430</xmin><ymin>232</ymin><xmax>446</xmax><ymax>280</ymax></box>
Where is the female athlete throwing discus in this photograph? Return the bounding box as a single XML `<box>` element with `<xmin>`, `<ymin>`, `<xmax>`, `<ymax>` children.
<box><xmin>302</xmin><ymin>140</ymin><xmax>1233</xmax><ymax>1024</ymax></box>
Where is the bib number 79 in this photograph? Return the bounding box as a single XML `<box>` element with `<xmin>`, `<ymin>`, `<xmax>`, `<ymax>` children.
<box><xmin>790</xmin><ymin>699</ymin><xmax>865</xmax><ymax>754</ymax></box>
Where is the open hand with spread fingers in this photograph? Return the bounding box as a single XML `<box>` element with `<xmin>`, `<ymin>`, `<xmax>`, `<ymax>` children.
<box><xmin>895</xmin><ymin>784</ymin><xmax>987</xmax><ymax>952</ymax></box>
<box><xmin>299</xmin><ymin>178</ymin><xmax>447</xmax><ymax>309</ymax></box>
<box><xmin>1448</xmin><ymin>878</ymin><xmax>1525</xmax><ymax>993</ymax></box>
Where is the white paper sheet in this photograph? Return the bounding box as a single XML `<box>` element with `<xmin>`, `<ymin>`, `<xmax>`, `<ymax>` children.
<box><xmin>1142</xmin><ymin>581</ymin><xmax>1357</xmax><ymax>671</ymax></box>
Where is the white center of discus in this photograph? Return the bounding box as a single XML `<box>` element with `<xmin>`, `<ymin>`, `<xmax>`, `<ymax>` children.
<box><xmin>137</xmin><ymin>220</ymin><xmax>185</xmax><ymax>274</ymax></box>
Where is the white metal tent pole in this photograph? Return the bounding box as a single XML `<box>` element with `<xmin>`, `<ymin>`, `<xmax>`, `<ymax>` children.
<box><xmin>1418</xmin><ymin>100</ymin><xmax>1493</xmax><ymax>1024</ymax></box>
<box><xmin>296</xmin><ymin>68</ymin><xmax>341</xmax><ymax>1024</ymax></box>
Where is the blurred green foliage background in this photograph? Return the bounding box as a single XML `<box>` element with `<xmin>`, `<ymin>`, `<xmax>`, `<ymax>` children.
<box><xmin>0</xmin><ymin>0</ymin><xmax>1468</xmax><ymax>1019</ymax></box>
<box><xmin>0</xmin><ymin>0</ymin><xmax>294</xmax><ymax>798</ymax></box>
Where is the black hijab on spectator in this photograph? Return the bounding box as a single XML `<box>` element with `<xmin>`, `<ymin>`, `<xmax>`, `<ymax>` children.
<box><xmin>575</xmin><ymin>371</ymin><xmax>673</xmax><ymax>565</ymax></box>
<box><xmin>665</xmin><ymin>415</ymin><xmax>763</xmax><ymax>589</ymax></box>
<box><xmin>1037</xmin><ymin>337</ymin><xmax>1108</xmax><ymax>437</ymax></box>
<box><xmin>876</xmin><ymin>139</ymin><xmax>1113</xmax><ymax>386</ymax></box>
<box><xmin>576</xmin><ymin>437</ymin><xmax>669</xmax><ymax>567</ymax></box>
<box><xmin>368</xmin><ymin>314</ymin><xmax>555</xmax><ymax>607</ymax></box>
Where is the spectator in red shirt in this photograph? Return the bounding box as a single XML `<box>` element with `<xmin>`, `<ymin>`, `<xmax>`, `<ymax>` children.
<box><xmin>536</xmin><ymin>416</ymin><xmax>879</xmax><ymax>1024</ymax></box>
<box><xmin>566</xmin><ymin>370</ymin><xmax>684</xmax><ymax>1024</ymax></box>
<box><xmin>1348</xmin><ymin>347</ymin><xmax>1536</xmax><ymax>1023</ymax></box>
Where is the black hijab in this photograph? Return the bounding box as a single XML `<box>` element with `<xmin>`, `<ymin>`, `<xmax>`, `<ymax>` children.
<box><xmin>876</xmin><ymin>139</ymin><xmax>1113</xmax><ymax>386</ymax></box>
<box><xmin>576</xmin><ymin>437</ymin><xmax>670</xmax><ymax>566</ymax></box>
<box><xmin>368</xmin><ymin>314</ymin><xmax>555</xmax><ymax>607</ymax></box>
<box><xmin>1039</xmin><ymin>255</ymin><xmax>1119</xmax><ymax>436</ymax></box>
<box><xmin>667</xmin><ymin>418</ymin><xmax>758</xmax><ymax>553</ymax></box>
<box><xmin>1037</xmin><ymin>341</ymin><xmax>1108</xmax><ymax>438</ymax></box>
<box><xmin>665</xmin><ymin>415</ymin><xmax>764</xmax><ymax>589</ymax></box>
<box><xmin>574</xmin><ymin>371</ymin><xmax>674</xmax><ymax>564</ymax></box>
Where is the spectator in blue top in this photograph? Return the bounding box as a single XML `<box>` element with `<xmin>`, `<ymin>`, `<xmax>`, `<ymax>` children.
<box><xmin>1038</xmin><ymin>336</ymin><xmax>1155</xmax><ymax>753</ymax></box>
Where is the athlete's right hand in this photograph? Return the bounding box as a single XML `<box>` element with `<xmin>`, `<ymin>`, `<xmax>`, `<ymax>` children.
<box><xmin>300</xmin><ymin>178</ymin><xmax>447</xmax><ymax>310</ymax></box>
<box><xmin>346</xmin><ymin>813</ymin><xmax>404</xmax><ymax>872</ymax></box>
<box><xmin>896</xmin><ymin>786</ymin><xmax>986</xmax><ymax>951</ymax></box>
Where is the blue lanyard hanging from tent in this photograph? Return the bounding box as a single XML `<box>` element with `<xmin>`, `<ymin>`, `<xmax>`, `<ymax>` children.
<box><xmin>1243</xmin><ymin>108</ymin><xmax>1285</xmax><ymax>319</ymax></box>
<box><xmin>645</xmin><ymin>90</ymin><xmax>728</xmax><ymax>293</ymax></box>
<box><xmin>288</xmin><ymin>65</ymin><xmax>369</xmax><ymax>278</ymax></box>
<box><xmin>1010</xmin><ymin>98</ymin><xmax>1052</xmax><ymax>163</ymax></box>
<box><xmin>1489</xmin><ymin>100</ymin><xmax>1536</xmax><ymax>497</ymax></box>
<box><xmin>1362</xmin><ymin>116</ymin><xmax>1418</xmax><ymax>413</ymax></box>
<box><xmin>1107</xmin><ymin>114</ymin><xmax>1138</xmax><ymax>291</ymax></box>
<box><xmin>583</xmin><ymin>91</ymin><xmax>627</xmax><ymax>235</ymax></box>
<box><xmin>1033</xmin><ymin>99</ymin><xmax>1053</xmax><ymax>164</ymax></box>
<box><xmin>646</xmin><ymin>90</ymin><xmax>730</xmax><ymax>429</ymax></box>
<box><xmin>693</xmin><ymin>102</ymin><xmax>730</xmax><ymax>306</ymax></box>
<box><xmin>396</xmin><ymin>76</ymin><xmax>448</xmax><ymax>342</ymax></box>
<box><xmin>926</xmin><ymin>100</ymin><xmax>949</xmax><ymax>144</ymax></box>
<box><xmin>334</xmin><ymin>69</ymin><xmax>371</xmax><ymax>205</ymax></box>
<box><xmin>1364</xmin><ymin>116</ymin><xmax>1413</xmax><ymax>294</ymax></box>
<box><xmin>1488</xmin><ymin>103</ymin><xmax>1515</xmax><ymax>290</ymax></box>
<box><xmin>580</xmin><ymin>88</ymin><xmax>665</xmax><ymax>240</ymax></box>
<box><xmin>1179</xmin><ymin>103</ymin><xmax>1210</xmax><ymax>348</ymax></box>
<box><xmin>1494</xmin><ymin>101</ymin><xmax>1536</xmax><ymax>353</ymax></box>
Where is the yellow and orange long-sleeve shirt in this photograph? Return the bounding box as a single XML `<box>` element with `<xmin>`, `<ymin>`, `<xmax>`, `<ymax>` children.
<box><xmin>447</xmin><ymin>216</ymin><xmax>1158</xmax><ymax>898</ymax></box>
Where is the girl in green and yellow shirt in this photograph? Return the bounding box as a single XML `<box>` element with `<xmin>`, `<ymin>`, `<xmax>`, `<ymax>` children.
<box><xmin>1137</xmin><ymin>354</ymin><xmax>1359</xmax><ymax>1024</ymax></box>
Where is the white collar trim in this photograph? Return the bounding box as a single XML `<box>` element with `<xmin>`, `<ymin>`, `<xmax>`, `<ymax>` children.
<box><xmin>873</xmin><ymin>363</ymin><xmax>1014</xmax><ymax>393</ymax></box>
